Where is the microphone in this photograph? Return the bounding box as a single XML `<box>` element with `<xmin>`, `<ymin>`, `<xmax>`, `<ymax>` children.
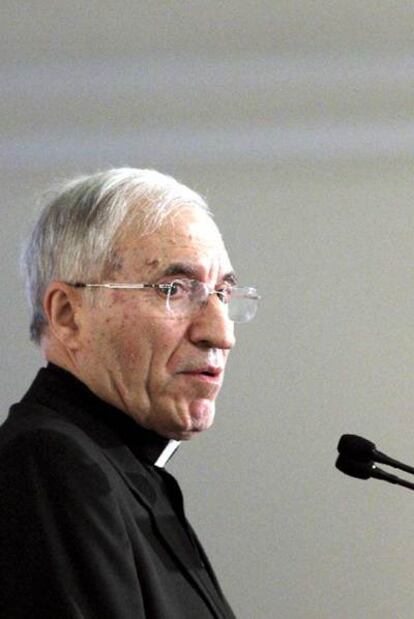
<box><xmin>337</xmin><ymin>434</ymin><xmax>414</xmax><ymax>476</ymax></box>
<box><xmin>335</xmin><ymin>454</ymin><xmax>414</xmax><ymax>491</ymax></box>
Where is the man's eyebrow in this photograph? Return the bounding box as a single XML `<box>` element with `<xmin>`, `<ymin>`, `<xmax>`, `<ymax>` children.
<box><xmin>161</xmin><ymin>263</ymin><xmax>199</xmax><ymax>278</ymax></box>
<box><xmin>160</xmin><ymin>262</ymin><xmax>238</xmax><ymax>285</ymax></box>
<box><xmin>223</xmin><ymin>271</ymin><xmax>237</xmax><ymax>285</ymax></box>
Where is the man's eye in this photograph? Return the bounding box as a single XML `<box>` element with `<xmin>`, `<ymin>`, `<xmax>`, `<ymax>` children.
<box><xmin>166</xmin><ymin>280</ymin><xmax>188</xmax><ymax>297</ymax></box>
<box><xmin>157</xmin><ymin>284</ymin><xmax>174</xmax><ymax>296</ymax></box>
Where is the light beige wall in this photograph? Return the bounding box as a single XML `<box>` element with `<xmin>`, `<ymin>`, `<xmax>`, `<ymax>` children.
<box><xmin>1</xmin><ymin>3</ymin><xmax>413</xmax><ymax>618</ymax></box>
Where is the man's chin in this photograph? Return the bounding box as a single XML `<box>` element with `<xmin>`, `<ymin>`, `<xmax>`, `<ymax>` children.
<box><xmin>190</xmin><ymin>396</ymin><xmax>215</xmax><ymax>424</ymax></box>
<box><xmin>159</xmin><ymin>399</ymin><xmax>216</xmax><ymax>441</ymax></box>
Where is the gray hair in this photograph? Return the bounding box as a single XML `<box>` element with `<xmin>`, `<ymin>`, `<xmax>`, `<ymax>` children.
<box><xmin>22</xmin><ymin>167</ymin><xmax>210</xmax><ymax>344</ymax></box>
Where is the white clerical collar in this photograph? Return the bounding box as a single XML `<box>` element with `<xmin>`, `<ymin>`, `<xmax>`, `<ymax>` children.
<box><xmin>154</xmin><ymin>439</ymin><xmax>181</xmax><ymax>468</ymax></box>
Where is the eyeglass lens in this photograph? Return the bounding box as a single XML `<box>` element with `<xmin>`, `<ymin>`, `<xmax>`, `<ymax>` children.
<box><xmin>166</xmin><ymin>280</ymin><xmax>258</xmax><ymax>323</ymax></box>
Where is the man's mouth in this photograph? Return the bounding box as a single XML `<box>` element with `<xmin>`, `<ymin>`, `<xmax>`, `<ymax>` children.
<box><xmin>180</xmin><ymin>366</ymin><xmax>223</xmax><ymax>382</ymax></box>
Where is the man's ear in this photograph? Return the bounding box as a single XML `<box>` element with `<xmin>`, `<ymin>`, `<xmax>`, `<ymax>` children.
<box><xmin>43</xmin><ymin>281</ymin><xmax>83</xmax><ymax>350</ymax></box>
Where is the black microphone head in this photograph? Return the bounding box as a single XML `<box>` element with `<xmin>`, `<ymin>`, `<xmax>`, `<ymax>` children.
<box><xmin>337</xmin><ymin>434</ymin><xmax>376</xmax><ymax>460</ymax></box>
<box><xmin>335</xmin><ymin>454</ymin><xmax>374</xmax><ymax>480</ymax></box>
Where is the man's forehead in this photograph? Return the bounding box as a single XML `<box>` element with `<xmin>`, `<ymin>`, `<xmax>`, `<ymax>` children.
<box><xmin>163</xmin><ymin>208</ymin><xmax>222</xmax><ymax>242</ymax></box>
<box><xmin>145</xmin><ymin>239</ymin><xmax>234</xmax><ymax>281</ymax></box>
<box><xmin>117</xmin><ymin>209</ymin><xmax>234</xmax><ymax>279</ymax></box>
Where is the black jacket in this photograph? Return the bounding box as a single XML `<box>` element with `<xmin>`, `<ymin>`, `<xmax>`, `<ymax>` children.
<box><xmin>0</xmin><ymin>364</ymin><xmax>236</xmax><ymax>618</ymax></box>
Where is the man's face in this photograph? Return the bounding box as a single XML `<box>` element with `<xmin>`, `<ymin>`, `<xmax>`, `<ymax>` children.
<box><xmin>76</xmin><ymin>208</ymin><xmax>236</xmax><ymax>440</ymax></box>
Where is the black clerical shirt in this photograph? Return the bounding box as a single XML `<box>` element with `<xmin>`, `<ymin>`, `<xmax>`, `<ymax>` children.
<box><xmin>0</xmin><ymin>364</ymin><xmax>236</xmax><ymax>618</ymax></box>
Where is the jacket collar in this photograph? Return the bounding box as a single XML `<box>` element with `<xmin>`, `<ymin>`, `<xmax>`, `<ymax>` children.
<box><xmin>22</xmin><ymin>363</ymin><xmax>178</xmax><ymax>466</ymax></box>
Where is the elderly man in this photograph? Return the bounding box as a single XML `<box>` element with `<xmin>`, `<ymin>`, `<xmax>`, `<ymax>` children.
<box><xmin>0</xmin><ymin>169</ymin><xmax>258</xmax><ymax>618</ymax></box>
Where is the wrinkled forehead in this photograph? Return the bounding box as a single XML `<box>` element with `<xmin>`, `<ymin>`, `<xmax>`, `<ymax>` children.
<box><xmin>113</xmin><ymin>208</ymin><xmax>234</xmax><ymax>282</ymax></box>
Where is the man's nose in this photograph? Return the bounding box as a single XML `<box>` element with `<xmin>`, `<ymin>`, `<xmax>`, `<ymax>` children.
<box><xmin>189</xmin><ymin>295</ymin><xmax>236</xmax><ymax>350</ymax></box>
